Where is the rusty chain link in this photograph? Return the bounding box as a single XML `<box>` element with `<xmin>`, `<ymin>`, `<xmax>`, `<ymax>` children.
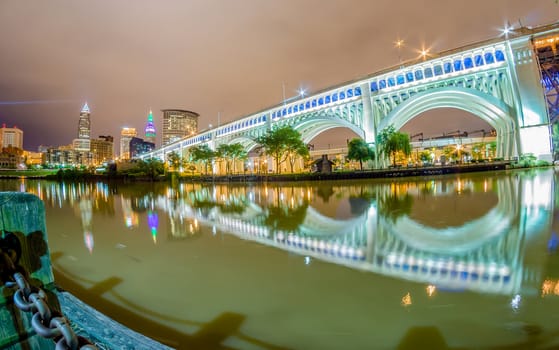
<box><xmin>1</xmin><ymin>237</ymin><xmax>98</xmax><ymax>350</ymax></box>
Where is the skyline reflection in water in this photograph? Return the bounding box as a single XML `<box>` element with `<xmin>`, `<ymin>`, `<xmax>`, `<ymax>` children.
<box><xmin>1</xmin><ymin>169</ymin><xmax>559</xmax><ymax>349</ymax></box>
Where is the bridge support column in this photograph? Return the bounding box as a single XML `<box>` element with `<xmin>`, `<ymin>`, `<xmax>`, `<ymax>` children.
<box><xmin>507</xmin><ymin>37</ymin><xmax>553</xmax><ymax>161</ymax></box>
<box><xmin>360</xmin><ymin>82</ymin><xmax>378</xmax><ymax>168</ymax></box>
<box><xmin>360</xmin><ymin>82</ymin><xmax>375</xmax><ymax>143</ymax></box>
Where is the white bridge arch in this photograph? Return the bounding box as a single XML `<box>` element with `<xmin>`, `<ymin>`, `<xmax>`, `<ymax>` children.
<box><xmin>140</xmin><ymin>23</ymin><xmax>559</xmax><ymax>163</ymax></box>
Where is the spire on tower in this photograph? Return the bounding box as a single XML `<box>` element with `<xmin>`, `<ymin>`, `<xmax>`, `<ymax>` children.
<box><xmin>81</xmin><ymin>102</ymin><xmax>90</xmax><ymax>113</ymax></box>
<box><xmin>145</xmin><ymin>109</ymin><xmax>156</xmax><ymax>142</ymax></box>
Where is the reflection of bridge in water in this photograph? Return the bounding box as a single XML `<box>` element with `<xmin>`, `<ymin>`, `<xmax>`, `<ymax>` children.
<box><xmin>22</xmin><ymin>171</ymin><xmax>554</xmax><ymax>297</ymax></box>
<box><xmin>147</xmin><ymin>172</ymin><xmax>553</xmax><ymax>297</ymax></box>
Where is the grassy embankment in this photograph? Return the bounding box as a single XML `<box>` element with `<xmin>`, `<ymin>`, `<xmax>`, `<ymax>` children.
<box><xmin>0</xmin><ymin>169</ymin><xmax>58</xmax><ymax>178</ymax></box>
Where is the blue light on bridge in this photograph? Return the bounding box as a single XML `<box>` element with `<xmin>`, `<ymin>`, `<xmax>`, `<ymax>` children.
<box><xmin>397</xmin><ymin>75</ymin><xmax>405</xmax><ymax>85</ymax></box>
<box><xmin>354</xmin><ymin>87</ymin><xmax>361</xmax><ymax>96</ymax></box>
<box><xmin>339</xmin><ymin>91</ymin><xmax>346</xmax><ymax>99</ymax></box>
<box><xmin>406</xmin><ymin>72</ymin><xmax>414</xmax><ymax>82</ymax></box>
<box><xmin>424</xmin><ymin>68</ymin><xmax>433</xmax><ymax>78</ymax></box>
<box><xmin>454</xmin><ymin>59</ymin><xmax>463</xmax><ymax>71</ymax></box>
<box><xmin>542</xmin><ymin>71</ymin><xmax>559</xmax><ymax>89</ymax></box>
<box><xmin>464</xmin><ymin>57</ymin><xmax>474</xmax><ymax>69</ymax></box>
<box><xmin>475</xmin><ymin>54</ymin><xmax>484</xmax><ymax>66</ymax></box>
<box><xmin>434</xmin><ymin>65</ymin><xmax>443</xmax><ymax>76</ymax></box>
<box><xmin>484</xmin><ymin>52</ymin><xmax>495</xmax><ymax>64</ymax></box>
<box><xmin>444</xmin><ymin>62</ymin><xmax>453</xmax><ymax>74</ymax></box>
<box><xmin>318</xmin><ymin>97</ymin><xmax>324</xmax><ymax>106</ymax></box>
<box><xmin>347</xmin><ymin>89</ymin><xmax>354</xmax><ymax>97</ymax></box>
<box><xmin>332</xmin><ymin>93</ymin><xmax>338</xmax><ymax>102</ymax></box>
<box><xmin>388</xmin><ymin>77</ymin><xmax>396</xmax><ymax>87</ymax></box>
<box><xmin>495</xmin><ymin>50</ymin><xmax>505</xmax><ymax>62</ymax></box>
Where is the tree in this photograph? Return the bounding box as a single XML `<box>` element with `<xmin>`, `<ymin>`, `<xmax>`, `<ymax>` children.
<box><xmin>419</xmin><ymin>150</ymin><xmax>432</xmax><ymax>165</ymax></box>
<box><xmin>553</xmin><ymin>123</ymin><xmax>559</xmax><ymax>161</ymax></box>
<box><xmin>166</xmin><ymin>151</ymin><xmax>181</xmax><ymax>172</ymax></box>
<box><xmin>471</xmin><ymin>142</ymin><xmax>486</xmax><ymax>161</ymax></box>
<box><xmin>347</xmin><ymin>138</ymin><xmax>374</xmax><ymax>170</ymax></box>
<box><xmin>134</xmin><ymin>158</ymin><xmax>165</xmax><ymax>180</ymax></box>
<box><xmin>442</xmin><ymin>145</ymin><xmax>469</xmax><ymax>163</ymax></box>
<box><xmin>376</xmin><ymin>125</ymin><xmax>411</xmax><ymax>167</ymax></box>
<box><xmin>488</xmin><ymin>141</ymin><xmax>497</xmax><ymax>159</ymax></box>
<box><xmin>255</xmin><ymin>125</ymin><xmax>307</xmax><ymax>174</ymax></box>
<box><xmin>215</xmin><ymin>144</ymin><xmax>228</xmax><ymax>174</ymax></box>
<box><xmin>217</xmin><ymin>143</ymin><xmax>248</xmax><ymax>174</ymax></box>
<box><xmin>190</xmin><ymin>144</ymin><xmax>216</xmax><ymax>175</ymax></box>
<box><xmin>286</xmin><ymin>141</ymin><xmax>309</xmax><ymax>173</ymax></box>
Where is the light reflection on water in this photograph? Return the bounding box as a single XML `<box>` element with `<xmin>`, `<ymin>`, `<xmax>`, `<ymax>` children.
<box><xmin>2</xmin><ymin>168</ymin><xmax>559</xmax><ymax>349</ymax></box>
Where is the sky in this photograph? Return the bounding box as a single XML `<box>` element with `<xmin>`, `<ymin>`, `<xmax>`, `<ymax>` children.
<box><xmin>0</xmin><ymin>0</ymin><xmax>557</xmax><ymax>152</ymax></box>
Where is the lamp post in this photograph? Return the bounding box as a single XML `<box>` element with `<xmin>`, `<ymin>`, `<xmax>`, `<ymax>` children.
<box><xmin>394</xmin><ymin>39</ymin><xmax>404</xmax><ymax>65</ymax></box>
<box><xmin>420</xmin><ymin>48</ymin><xmax>429</xmax><ymax>61</ymax></box>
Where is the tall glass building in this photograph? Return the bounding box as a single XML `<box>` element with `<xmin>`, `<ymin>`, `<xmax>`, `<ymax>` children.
<box><xmin>74</xmin><ymin>102</ymin><xmax>91</xmax><ymax>152</ymax></box>
<box><xmin>161</xmin><ymin>109</ymin><xmax>199</xmax><ymax>145</ymax></box>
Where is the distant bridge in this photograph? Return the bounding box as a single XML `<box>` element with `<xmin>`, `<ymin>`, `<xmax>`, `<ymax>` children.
<box><xmin>140</xmin><ymin>22</ymin><xmax>559</xmax><ymax>164</ymax></box>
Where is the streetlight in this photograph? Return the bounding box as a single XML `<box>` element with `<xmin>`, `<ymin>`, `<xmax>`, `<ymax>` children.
<box><xmin>283</xmin><ymin>84</ymin><xmax>307</xmax><ymax>104</ymax></box>
<box><xmin>419</xmin><ymin>48</ymin><xmax>429</xmax><ymax>61</ymax></box>
<box><xmin>394</xmin><ymin>39</ymin><xmax>404</xmax><ymax>64</ymax></box>
<box><xmin>500</xmin><ymin>22</ymin><xmax>514</xmax><ymax>39</ymax></box>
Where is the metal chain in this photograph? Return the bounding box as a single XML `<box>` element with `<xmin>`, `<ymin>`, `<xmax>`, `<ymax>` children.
<box><xmin>1</xmin><ymin>248</ymin><xmax>98</xmax><ymax>350</ymax></box>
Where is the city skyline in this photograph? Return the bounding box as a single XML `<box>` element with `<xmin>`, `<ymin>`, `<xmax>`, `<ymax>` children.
<box><xmin>0</xmin><ymin>1</ymin><xmax>558</xmax><ymax>151</ymax></box>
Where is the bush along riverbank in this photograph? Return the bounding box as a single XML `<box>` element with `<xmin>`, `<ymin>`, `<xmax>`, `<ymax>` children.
<box><xmin>30</xmin><ymin>161</ymin><xmax>513</xmax><ymax>183</ymax></box>
<box><xmin>8</xmin><ymin>159</ymin><xmax>555</xmax><ymax>183</ymax></box>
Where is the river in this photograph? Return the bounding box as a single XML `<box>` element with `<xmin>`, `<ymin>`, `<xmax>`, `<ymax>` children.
<box><xmin>1</xmin><ymin>168</ymin><xmax>559</xmax><ymax>349</ymax></box>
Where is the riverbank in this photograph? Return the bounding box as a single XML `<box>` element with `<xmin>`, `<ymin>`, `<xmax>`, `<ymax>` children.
<box><xmin>204</xmin><ymin>161</ymin><xmax>511</xmax><ymax>183</ymax></box>
<box><xmin>0</xmin><ymin>162</ymin><xmax>514</xmax><ymax>182</ymax></box>
<box><xmin>0</xmin><ymin>169</ymin><xmax>57</xmax><ymax>179</ymax></box>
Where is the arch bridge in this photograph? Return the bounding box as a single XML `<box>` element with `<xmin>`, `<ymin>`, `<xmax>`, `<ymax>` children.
<box><xmin>140</xmin><ymin>23</ymin><xmax>559</xmax><ymax>164</ymax></box>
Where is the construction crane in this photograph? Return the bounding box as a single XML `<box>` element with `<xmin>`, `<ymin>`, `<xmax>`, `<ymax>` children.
<box><xmin>410</xmin><ymin>132</ymin><xmax>423</xmax><ymax>141</ymax></box>
<box><xmin>431</xmin><ymin>130</ymin><xmax>468</xmax><ymax>139</ymax></box>
<box><xmin>466</xmin><ymin>129</ymin><xmax>485</xmax><ymax>137</ymax></box>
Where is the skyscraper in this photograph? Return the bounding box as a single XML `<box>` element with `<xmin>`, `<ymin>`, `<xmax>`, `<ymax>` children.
<box><xmin>120</xmin><ymin>127</ymin><xmax>137</xmax><ymax>159</ymax></box>
<box><xmin>74</xmin><ymin>103</ymin><xmax>91</xmax><ymax>152</ymax></box>
<box><xmin>77</xmin><ymin>102</ymin><xmax>91</xmax><ymax>139</ymax></box>
<box><xmin>161</xmin><ymin>109</ymin><xmax>199</xmax><ymax>145</ymax></box>
<box><xmin>144</xmin><ymin>110</ymin><xmax>156</xmax><ymax>145</ymax></box>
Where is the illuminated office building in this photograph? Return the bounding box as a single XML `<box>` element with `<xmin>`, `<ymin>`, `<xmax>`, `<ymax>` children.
<box><xmin>0</xmin><ymin>124</ymin><xmax>23</xmax><ymax>149</ymax></box>
<box><xmin>162</xmin><ymin>109</ymin><xmax>198</xmax><ymax>145</ymax></box>
<box><xmin>74</xmin><ymin>103</ymin><xmax>91</xmax><ymax>152</ymax></box>
<box><xmin>90</xmin><ymin>135</ymin><xmax>114</xmax><ymax>165</ymax></box>
<box><xmin>120</xmin><ymin>127</ymin><xmax>137</xmax><ymax>159</ymax></box>
<box><xmin>130</xmin><ymin>137</ymin><xmax>154</xmax><ymax>158</ymax></box>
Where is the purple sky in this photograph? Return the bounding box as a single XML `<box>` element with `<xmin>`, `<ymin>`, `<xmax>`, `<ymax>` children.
<box><xmin>0</xmin><ymin>1</ymin><xmax>557</xmax><ymax>152</ymax></box>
